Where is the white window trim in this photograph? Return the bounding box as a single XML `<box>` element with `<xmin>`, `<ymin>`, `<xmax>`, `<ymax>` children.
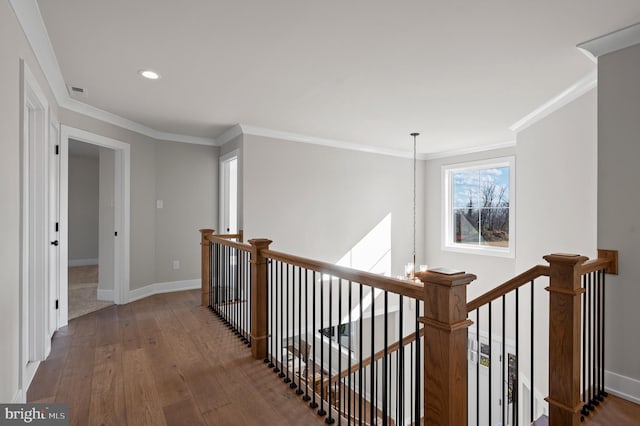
<box><xmin>441</xmin><ymin>156</ymin><xmax>515</xmax><ymax>258</ymax></box>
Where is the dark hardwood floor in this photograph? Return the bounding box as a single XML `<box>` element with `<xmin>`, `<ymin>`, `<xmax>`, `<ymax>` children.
<box><xmin>28</xmin><ymin>289</ymin><xmax>324</xmax><ymax>426</ymax></box>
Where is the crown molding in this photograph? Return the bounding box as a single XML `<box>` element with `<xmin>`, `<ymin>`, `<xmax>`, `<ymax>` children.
<box><xmin>239</xmin><ymin>124</ymin><xmax>428</xmax><ymax>160</ymax></box>
<box><xmin>216</xmin><ymin>124</ymin><xmax>244</xmax><ymax>146</ymax></box>
<box><xmin>509</xmin><ymin>70</ymin><xmax>596</xmax><ymax>134</ymax></box>
<box><xmin>10</xmin><ymin>0</ymin><xmax>216</xmax><ymax>146</ymax></box>
<box><xmin>578</xmin><ymin>22</ymin><xmax>640</xmax><ymax>59</ymax></box>
<box><xmin>423</xmin><ymin>140</ymin><xmax>516</xmax><ymax>160</ymax></box>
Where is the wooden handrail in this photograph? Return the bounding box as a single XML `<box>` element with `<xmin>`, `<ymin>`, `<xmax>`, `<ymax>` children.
<box><xmin>580</xmin><ymin>258</ymin><xmax>611</xmax><ymax>275</ymax></box>
<box><xmin>262</xmin><ymin>249</ymin><xmax>424</xmax><ymax>300</ymax></box>
<box><xmin>466</xmin><ymin>264</ymin><xmax>550</xmax><ymax>312</ymax></box>
<box><xmin>207</xmin><ymin>234</ymin><xmax>252</xmax><ymax>252</ymax></box>
<box><xmin>324</xmin><ymin>327</ymin><xmax>425</xmax><ymax>386</ymax></box>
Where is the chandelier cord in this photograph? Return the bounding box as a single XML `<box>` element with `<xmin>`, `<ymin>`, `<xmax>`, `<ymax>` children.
<box><xmin>411</xmin><ymin>133</ymin><xmax>418</xmax><ymax>270</ymax></box>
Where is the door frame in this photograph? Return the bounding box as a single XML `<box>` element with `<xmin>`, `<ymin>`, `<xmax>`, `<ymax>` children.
<box><xmin>20</xmin><ymin>60</ymin><xmax>49</xmax><ymax>398</ymax></box>
<box><xmin>219</xmin><ymin>149</ymin><xmax>239</xmax><ymax>234</ymax></box>
<box><xmin>59</xmin><ymin>126</ymin><xmax>131</xmax><ymax>326</ymax></box>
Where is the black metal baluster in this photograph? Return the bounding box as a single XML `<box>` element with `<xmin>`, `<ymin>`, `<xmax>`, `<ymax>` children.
<box><xmin>311</xmin><ymin>270</ymin><xmax>319</xmax><ymax>409</ymax></box>
<box><xmin>382</xmin><ymin>291</ymin><xmax>388</xmax><ymax>426</ymax></box>
<box><xmin>515</xmin><ymin>288</ymin><xmax>520</xmax><ymax>425</ymax></box>
<box><xmin>359</xmin><ymin>283</ymin><xmax>364</xmax><ymax>426</ymax></box>
<box><xmin>414</xmin><ymin>299</ymin><xmax>420</xmax><ymax>425</ymax></box>
<box><xmin>285</xmin><ymin>264</ymin><xmax>292</xmax><ymax>385</ymax></box>
<box><xmin>304</xmin><ymin>268</ymin><xmax>311</xmax><ymax>401</ymax></box>
<box><xmin>297</xmin><ymin>266</ymin><xmax>304</xmax><ymax>395</ymax></box>
<box><xmin>318</xmin><ymin>273</ymin><xmax>326</xmax><ymax>417</ymax></box>
<box><xmin>327</xmin><ymin>276</ymin><xmax>335</xmax><ymax>424</ymax></box>
<box><xmin>586</xmin><ymin>275</ymin><xmax>595</xmax><ymax>411</ymax></box>
<box><xmin>348</xmin><ymin>281</ymin><xmax>352</xmax><ymax>424</ymax></box>
<box><xmin>600</xmin><ymin>270</ymin><xmax>608</xmax><ymax>400</ymax></box>
<box><xmin>476</xmin><ymin>309</ymin><xmax>480</xmax><ymax>426</ymax></box>
<box><xmin>370</xmin><ymin>288</ymin><xmax>375</xmax><ymax>426</ymax></box>
<box><xmin>338</xmin><ymin>279</ymin><xmax>343</xmax><ymax>425</ymax></box>
<box><xmin>530</xmin><ymin>280</ymin><xmax>534</xmax><ymax>423</ymax></box>
<box><xmin>398</xmin><ymin>295</ymin><xmax>404</xmax><ymax>426</ymax></box>
<box><xmin>336</xmin><ymin>279</ymin><xmax>342</xmax><ymax>425</ymax></box>
<box><xmin>277</xmin><ymin>261</ymin><xmax>284</xmax><ymax>377</ymax></box>
<box><xmin>502</xmin><ymin>295</ymin><xmax>506</xmax><ymax>426</ymax></box>
<box><xmin>582</xmin><ymin>274</ymin><xmax>589</xmax><ymax>418</ymax></box>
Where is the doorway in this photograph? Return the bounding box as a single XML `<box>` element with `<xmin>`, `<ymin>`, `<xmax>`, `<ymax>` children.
<box><xmin>67</xmin><ymin>139</ymin><xmax>113</xmax><ymax>319</ymax></box>
<box><xmin>59</xmin><ymin>126</ymin><xmax>130</xmax><ymax>326</ymax></box>
<box><xmin>220</xmin><ymin>150</ymin><xmax>238</xmax><ymax>234</ymax></box>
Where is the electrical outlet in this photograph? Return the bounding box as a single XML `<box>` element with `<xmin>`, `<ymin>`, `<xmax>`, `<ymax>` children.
<box><xmin>172</xmin><ymin>260</ymin><xmax>180</xmax><ymax>270</ymax></box>
<box><xmin>156</xmin><ymin>200</ymin><xmax>163</xmax><ymax>209</ymax></box>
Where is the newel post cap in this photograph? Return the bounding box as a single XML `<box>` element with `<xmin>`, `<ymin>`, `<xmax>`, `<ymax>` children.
<box><xmin>199</xmin><ymin>228</ymin><xmax>215</xmax><ymax>235</ymax></box>
<box><xmin>415</xmin><ymin>270</ymin><xmax>477</xmax><ymax>287</ymax></box>
<box><xmin>248</xmin><ymin>238</ymin><xmax>272</xmax><ymax>248</ymax></box>
<box><xmin>543</xmin><ymin>253</ymin><xmax>588</xmax><ymax>265</ymax></box>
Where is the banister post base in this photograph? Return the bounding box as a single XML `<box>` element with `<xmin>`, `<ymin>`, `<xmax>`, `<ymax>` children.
<box><xmin>543</xmin><ymin>253</ymin><xmax>588</xmax><ymax>426</ymax></box>
<box><xmin>249</xmin><ymin>238</ymin><xmax>272</xmax><ymax>360</ymax></box>
<box><xmin>199</xmin><ymin>229</ymin><xmax>215</xmax><ymax>307</ymax></box>
<box><xmin>416</xmin><ymin>270</ymin><xmax>476</xmax><ymax>426</ymax></box>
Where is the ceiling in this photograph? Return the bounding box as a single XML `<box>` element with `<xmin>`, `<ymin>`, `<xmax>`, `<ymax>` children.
<box><xmin>35</xmin><ymin>0</ymin><xmax>640</xmax><ymax>154</ymax></box>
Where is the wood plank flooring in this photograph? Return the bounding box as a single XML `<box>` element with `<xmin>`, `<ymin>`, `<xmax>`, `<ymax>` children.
<box><xmin>28</xmin><ymin>290</ymin><xmax>324</xmax><ymax>426</ymax></box>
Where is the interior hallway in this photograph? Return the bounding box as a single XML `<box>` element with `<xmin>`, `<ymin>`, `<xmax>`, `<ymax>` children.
<box><xmin>27</xmin><ymin>289</ymin><xmax>324</xmax><ymax>425</ymax></box>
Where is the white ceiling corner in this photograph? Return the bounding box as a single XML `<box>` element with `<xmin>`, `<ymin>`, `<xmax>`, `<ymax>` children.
<box><xmin>10</xmin><ymin>0</ymin><xmax>217</xmax><ymax>146</ymax></box>
<box><xmin>577</xmin><ymin>22</ymin><xmax>640</xmax><ymax>58</ymax></box>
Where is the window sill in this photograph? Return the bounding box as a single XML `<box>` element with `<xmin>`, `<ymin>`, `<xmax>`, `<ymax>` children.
<box><xmin>442</xmin><ymin>243</ymin><xmax>515</xmax><ymax>259</ymax></box>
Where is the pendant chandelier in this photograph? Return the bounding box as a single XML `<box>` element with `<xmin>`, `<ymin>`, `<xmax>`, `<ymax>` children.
<box><xmin>405</xmin><ymin>132</ymin><xmax>426</xmax><ymax>281</ymax></box>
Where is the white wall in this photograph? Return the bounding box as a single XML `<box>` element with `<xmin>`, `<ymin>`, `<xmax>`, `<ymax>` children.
<box><xmin>598</xmin><ymin>43</ymin><xmax>640</xmax><ymax>402</ymax></box>
<box><xmin>155</xmin><ymin>140</ymin><xmax>218</xmax><ymax>283</ymax></box>
<box><xmin>425</xmin><ymin>147</ymin><xmax>517</xmax><ymax>300</ymax></box>
<box><xmin>242</xmin><ymin>134</ymin><xmax>424</xmax><ymax>277</ymax></box>
<box><xmin>68</xmin><ymin>155</ymin><xmax>99</xmax><ymax>262</ymax></box>
<box><xmin>515</xmin><ymin>88</ymin><xmax>597</xmax><ymax>407</ymax></box>
<box><xmin>0</xmin><ymin>0</ymin><xmax>59</xmax><ymax>403</ymax></box>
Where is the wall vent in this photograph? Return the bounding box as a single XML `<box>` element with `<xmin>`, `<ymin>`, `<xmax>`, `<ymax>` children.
<box><xmin>66</xmin><ymin>84</ymin><xmax>88</xmax><ymax>99</ymax></box>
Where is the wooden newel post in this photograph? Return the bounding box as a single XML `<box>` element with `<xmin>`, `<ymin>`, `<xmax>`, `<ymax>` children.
<box><xmin>544</xmin><ymin>253</ymin><xmax>588</xmax><ymax>426</ymax></box>
<box><xmin>199</xmin><ymin>229</ymin><xmax>214</xmax><ymax>307</ymax></box>
<box><xmin>249</xmin><ymin>238</ymin><xmax>272</xmax><ymax>360</ymax></box>
<box><xmin>416</xmin><ymin>270</ymin><xmax>476</xmax><ymax>426</ymax></box>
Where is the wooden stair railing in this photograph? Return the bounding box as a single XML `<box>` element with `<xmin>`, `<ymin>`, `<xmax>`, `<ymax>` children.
<box><xmin>199</xmin><ymin>230</ymin><xmax>618</xmax><ymax>426</ymax></box>
<box><xmin>324</xmin><ymin>327</ymin><xmax>425</xmax><ymax>387</ymax></box>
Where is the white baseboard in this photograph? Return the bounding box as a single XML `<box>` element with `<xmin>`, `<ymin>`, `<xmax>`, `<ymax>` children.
<box><xmin>68</xmin><ymin>258</ymin><xmax>98</xmax><ymax>267</ymax></box>
<box><xmin>11</xmin><ymin>388</ymin><xmax>25</xmax><ymax>403</ymax></box>
<box><xmin>127</xmin><ymin>279</ymin><xmax>200</xmax><ymax>303</ymax></box>
<box><xmin>606</xmin><ymin>370</ymin><xmax>640</xmax><ymax>404</ymax></box>
<box><xmin>96</xmin><ymin>288</ymin><xmax>114</xmax><ymax>301</ymax></box>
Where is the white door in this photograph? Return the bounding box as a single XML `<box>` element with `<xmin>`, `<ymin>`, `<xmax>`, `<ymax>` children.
<box><xmin>220</xmin><ymin>152</ymin><xmax>238</xmax><ymax>234</ymax></box>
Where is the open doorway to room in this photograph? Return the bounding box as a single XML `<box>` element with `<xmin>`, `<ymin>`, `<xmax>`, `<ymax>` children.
<box><xmin>220</xmin><ymin>150</ymin><xmax>238</xmax><ymax>234</ymax></box>
<box><xmin>67</xmin><ymin>139</ymin><xmax>112</xmax><ymax>319</ymax></box>
<box><xmin>59</xmin><ymin>126</ymin><xmax>130</xmax><ymax>327</ymax></box>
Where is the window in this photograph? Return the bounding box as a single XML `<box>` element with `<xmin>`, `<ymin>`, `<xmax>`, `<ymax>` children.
<box><xmin>443</xmin><ymin>157</ymin><xmax>514</xmax><ymax>257</ymax></box>
<box><xmin>320</xmin><ymin>322</ymin><xmax>353</xmax><ymax>350</ymax></box>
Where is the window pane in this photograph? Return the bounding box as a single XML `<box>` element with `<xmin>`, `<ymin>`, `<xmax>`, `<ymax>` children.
<box><xmin>480</xmin><ymin>207</ymin><xmax>509</xmax><ymax>246</ymax></box>
<box><xmin>479</xmin><ymin>167</ymin><xmax>509</xmax><ymax>207</ymax></box>
<box><xmin>452</xmin><ymin>170</ymin><xmax>479</xmax><ymax>209</ymax></box>
<box><xmin>453</xmin><ymin>208</ymin><xmax>479</xmax><ymax>243</ymax></box>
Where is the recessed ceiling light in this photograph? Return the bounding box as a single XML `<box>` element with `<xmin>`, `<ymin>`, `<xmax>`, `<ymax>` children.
<box><xmin>138</xmin><ymin>69</ymin><xmax>161</xmax><ymax>80</ymax></box>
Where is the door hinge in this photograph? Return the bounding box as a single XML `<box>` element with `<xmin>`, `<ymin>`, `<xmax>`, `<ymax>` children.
<box><xmin>55</xmin><ymin>222</ymin><xmax>59</xmax><ymax>232</ymax></box>
<box><xmin>55</xmin><ymin>145</ymin><xmax>60</xmax><ymax>155</ymax></box>
<box><xmin>55</xmin><ymin>300</ymin><xmax>59</xmax><ymax>310</ymax></box>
